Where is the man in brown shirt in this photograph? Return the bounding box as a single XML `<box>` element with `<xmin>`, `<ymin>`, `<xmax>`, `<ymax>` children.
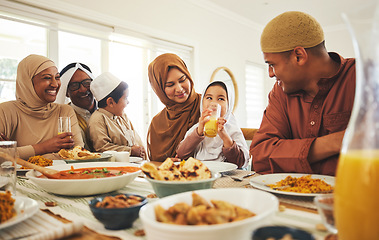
<box><xmin>250</xmin><ymin>11</ymin><xmax>356</xmax><ymax>176</ymax></box>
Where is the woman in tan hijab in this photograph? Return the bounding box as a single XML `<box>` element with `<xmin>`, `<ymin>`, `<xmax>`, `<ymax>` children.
<box><xmin>0</xmin><ymin>54</ymin><xmax>83</xmax><ymax>159</ymax></box>
<box><xmin>147</xmin><ymin>53</ymin><xmax>201</xmax><ymax>162</ymax></box>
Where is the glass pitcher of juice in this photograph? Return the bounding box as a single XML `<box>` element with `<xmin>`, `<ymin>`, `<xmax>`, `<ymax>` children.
<box><xmin>335</xmin><ymin>2</ymin><xmax>379</xmax><ymax>239</ymax></box>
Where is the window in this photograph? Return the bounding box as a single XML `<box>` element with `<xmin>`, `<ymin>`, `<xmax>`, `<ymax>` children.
<box><xmin>245</xmin><ymin>62</ymin><xmax>266</xmax><ymax>128</ymax></box>
<box><xmin>0</xmin><ymin>18</ymin><xmax>47</xmax><ymax>102</ymax></box>
<box><xmin>109</xmin><ymin>42</ymin><xmax>146</xmax><ymax>138</ymax></box>
<box><xmin>58</xmin><ymin>32</ymin><xmax>102</xmax><ymax>77</ymax></box>
<box><xmin>0</xmin><ymin>10</ymin><xmax>193</xmax><ymax>143</ymax></box>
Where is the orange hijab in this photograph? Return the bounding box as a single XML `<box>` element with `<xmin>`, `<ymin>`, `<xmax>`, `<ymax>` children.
<box><xmin>147</xmin><ymin>53</ymin><xmax>201</xmax><ymax>161</ymax></box>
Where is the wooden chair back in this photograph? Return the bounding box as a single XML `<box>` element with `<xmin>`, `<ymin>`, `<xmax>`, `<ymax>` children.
<box><xmin>240</xmin><ymin>128</ymin><xmax>258</xmax><ymax>171</ymax></box>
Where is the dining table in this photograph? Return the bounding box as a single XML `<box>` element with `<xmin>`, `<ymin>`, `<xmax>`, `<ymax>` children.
<box><xmin>1</xmin><ymin>161</ymin><xmax>336</xmax><ymax>240</ymax></box>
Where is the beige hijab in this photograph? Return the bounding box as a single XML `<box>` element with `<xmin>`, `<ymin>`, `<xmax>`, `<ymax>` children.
<box><xmin>147</xmin><ymin>53</ymin><xmax>201</xmax><ymax>161</ymax></box>
<box><xmin>15</xmin><ymin>54</ymin><xmax>58</xmax><ymax>118</ymax></box>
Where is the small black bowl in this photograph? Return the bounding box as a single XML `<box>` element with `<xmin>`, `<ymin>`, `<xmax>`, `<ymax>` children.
<box><xmin>252</xmin><ymin>226</ymin><xmax>315</xmax><ymax>240</ymax></box>
<box><xmin>89</xmin><ymin>193</ymin><xmax>147</xmax><ymax>230</ymax></box>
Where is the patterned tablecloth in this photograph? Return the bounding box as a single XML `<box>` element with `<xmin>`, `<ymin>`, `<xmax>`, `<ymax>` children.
<box><xmin>11</xmin><ymin>170</ymin><xmax>330</xmax><ymax>240</ymax></box>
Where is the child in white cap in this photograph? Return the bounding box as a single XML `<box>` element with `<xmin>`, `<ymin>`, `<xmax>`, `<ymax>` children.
<box><xmin>88</xmin><ymin>72</ymin><xmax>146</xmax><ymax>159</ymax></box>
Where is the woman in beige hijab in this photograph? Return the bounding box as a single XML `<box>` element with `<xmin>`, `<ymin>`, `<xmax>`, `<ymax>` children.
<box><xmin>147</xmin><ymin>53</ymin><xmax>201</xmax><ymax>162</ymax></box>
<box><xmin>0</xmin><ymin>54</ymin><xmax>83</xmax><ymax>159</ymax></box>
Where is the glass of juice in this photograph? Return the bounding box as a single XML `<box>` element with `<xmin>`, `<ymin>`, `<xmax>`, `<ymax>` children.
<box><xmin>58</xmin><ymin>117</ymin><xmax>71</xmax><ymax>135</ymax></box>
<box><xmin>204</xmin><ymin>103</ymin><xmax>221</xmax><ymax>138</ymax></box>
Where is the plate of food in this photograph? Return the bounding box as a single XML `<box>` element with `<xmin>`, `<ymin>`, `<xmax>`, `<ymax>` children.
<box><xmin>0</xmin><ymin>192</ymin><xmax>39</xmax><ymax>230</ymax></box>
<box><xmin>249</xmin><ymin>173</ymin><xmax>335</xmax><ymax>197</ymax></box>
<box><xmin>16</xmin><ymin>155</ymin><xmax>66</xmax><ymax>173</ymax></box>
<box><xmin>141</xmin><ymin>157</ymin><xmax>220</xmax><ymax>198</ymax></box>
<box><xmin>202</xmin><ymin>161</ymin><xmax>238</xmax><ymax>173</ymax></box>
<box><xmin>58</xmin><ymin>146</ymin><xmax>111</xmax><ymax>163</ymax></box>
<box><xmin>25</xmin><ymin>162</ymin><xmax>141</xmax><ymax>196</ymax></box>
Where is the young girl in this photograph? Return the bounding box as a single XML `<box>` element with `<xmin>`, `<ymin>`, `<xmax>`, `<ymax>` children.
<box><xmin>88</xmin><ymin>72</ymin><xmax>146</xmax><ymax>159</ymax></box>
<box><xmin>176</xmin><ymin>80</ymin><xmax>249</xmax><ymax>168</ymax></box>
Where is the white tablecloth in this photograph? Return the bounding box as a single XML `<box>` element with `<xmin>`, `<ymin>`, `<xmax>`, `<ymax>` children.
<box><xmin>11</xmin><ymin>175</ymin><xmax>329</xmax><ymax>240</ymax></box>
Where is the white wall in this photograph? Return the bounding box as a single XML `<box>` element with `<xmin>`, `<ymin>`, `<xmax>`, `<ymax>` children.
<box><xmin>14</xmin><ymin>0</ymin><xmax>355</xmax><ymax>127</ymax></box>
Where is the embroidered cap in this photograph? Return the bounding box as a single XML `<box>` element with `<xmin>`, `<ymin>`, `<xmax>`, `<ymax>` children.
<box><xmin>91</xmin><ymin>72</ymin><xmax>121</xmax><ymax>101</ymax></box>
<box><xmin>260</xmin><ymin>11</ymin><xmax>324</xmax><ymax>53</ymax></box>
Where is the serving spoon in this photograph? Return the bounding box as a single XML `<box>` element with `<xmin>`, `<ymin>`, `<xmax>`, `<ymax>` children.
<box><xmin>1</xmin><ymin>151</ymin><xmax>60</xmax><ymax>179</ymax></box>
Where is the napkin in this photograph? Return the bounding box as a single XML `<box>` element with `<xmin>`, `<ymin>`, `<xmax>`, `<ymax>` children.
<box><xmin>0</xmin><ymin>210</ymin><xmax>83</xmax><ymax>240</ymax></box>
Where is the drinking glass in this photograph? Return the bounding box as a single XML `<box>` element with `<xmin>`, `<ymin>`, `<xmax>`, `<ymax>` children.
<box><xmin>58</xmin><ymin>117</ymin><xmax>71</xmax><ymax>134</ymax></box>
<box><xmin>204</xmin><ymin>103</ymin><xmax>221</xmax><ymax>138</ymax></box>
<box><xmin>0</xmin><ymin>141</ymin><xmax>17</xmax><ymax>195</ymax></box>
<box><xmin>314</xmin><ymin>194</ymin><xmax>337</xmax><ymax>234</ymax></box>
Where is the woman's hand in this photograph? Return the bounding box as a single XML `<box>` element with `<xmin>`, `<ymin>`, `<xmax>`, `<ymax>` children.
<box><xmin>217</xmin><ymin>117</ymin><xmax>233</xmax><ymax>148</ymax></box>
<box><xmin>131</xmin><ymin>145</ymin><xmax>147</xmax><ymax>159</ymax></box>
<box><xmin>197</xmin><ymin>108</ymin><xmax>212</xmax><ymax>136</ymax></box>
<box><xmin>0</xmin><ymin>133</ymin><xmax>9</xmax><ymax>141</ymax></box>
<box><xmin>32</xmin><ymin>132</ymin><xmax>74</xmax><ymax>155</ymax></box>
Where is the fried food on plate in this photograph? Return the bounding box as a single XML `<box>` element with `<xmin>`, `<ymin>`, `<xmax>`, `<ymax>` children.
<box><xmin>58</xmin><ymin>146</ymin><xmax>101</xmax><ymax>160</ymax></box>
<box><xmin>142</xmin><ymin>157</ymin><xmax>211</xmax><ymax>181</ymax></box>
<box><xmin>155</xmin><ymin>192</ymin><xmax>256</xmax><ymax>225</ymax></box>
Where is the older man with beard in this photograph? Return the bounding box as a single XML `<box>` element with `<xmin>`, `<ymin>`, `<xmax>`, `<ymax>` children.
<box><xmin>55</xmin><ymin>62</ymin><xmax>97</xmax><ymax>151</ymax></box>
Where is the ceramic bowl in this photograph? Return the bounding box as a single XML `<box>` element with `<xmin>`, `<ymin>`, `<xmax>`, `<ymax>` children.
<box><xmin>139</xmin><ymin>188</ymin><xmax>278</xmax><ymax>240</ymax></box>
<box><xmin>25</xmin><ymin>162</ymin><xmax>141</xmax><ymax>196</ymax></box>
<box><xmin>145</xmin><ymin>172</ymin><xmax>221</xmax><ymax>198</ymax></box>
<box><xmin>251</xmin><ymin>226</ymin><xmax>315</xmax><ymax>240</ymax></box>
<box><xmin>89</xmin><ymin>193</ymin><xmax>147</xmax><ymax>230</ymax></box>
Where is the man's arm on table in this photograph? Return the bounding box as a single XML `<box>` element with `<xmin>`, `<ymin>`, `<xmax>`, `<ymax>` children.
<box><xmin>307</xmin><ymin>130</ymin><xmax>345</xmax><ymax>164</ymax></box>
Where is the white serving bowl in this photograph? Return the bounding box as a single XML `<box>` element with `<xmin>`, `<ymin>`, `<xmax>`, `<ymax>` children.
<box><xmin>25</xmin><ymin>162</ymin><xmax>141</xmax><ymax>196</ymax></box>
<box><xmin>139</xmin><ymin>188</ymin><xmax>279</xmax><ymax>240</ymax></box>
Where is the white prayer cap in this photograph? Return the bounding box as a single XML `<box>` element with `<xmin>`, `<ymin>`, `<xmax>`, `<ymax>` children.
<box><xmin>91</xmin><ymin>72</ymin><xmax>121</xmax><ymax>101</ymax></box>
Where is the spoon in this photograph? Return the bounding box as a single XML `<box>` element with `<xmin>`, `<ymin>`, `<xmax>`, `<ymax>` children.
<box><xmin>16</xmin><ymin>158</ymin><xmax>61</xmax><ymax>179</ymax></box>
<box><xmin>230</xmin><ymin>172</ymin><xmax>256</xmax><ymax>182</ymax></box>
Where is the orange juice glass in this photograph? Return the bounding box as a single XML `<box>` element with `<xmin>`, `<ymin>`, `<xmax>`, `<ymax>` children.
<box><xmin>204</xmin><ymin>118</ymin><xmax>218</xmax><ymax>137</ymax></box>
<box><xmin>204</xmin><ymin>103</ymin><xmax>220</xmax><ymax>138</ymax></box>
<box><xmin>335</xmin><ymin>150</ymin><xmax>379</xmax><ymax>240</ymax></box>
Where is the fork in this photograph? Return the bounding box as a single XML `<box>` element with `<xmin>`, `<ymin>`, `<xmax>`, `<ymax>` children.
<box><xmin>230</xmin><ymin>172</ymin><xmax>255</xmax><ymax>181</ymax></box>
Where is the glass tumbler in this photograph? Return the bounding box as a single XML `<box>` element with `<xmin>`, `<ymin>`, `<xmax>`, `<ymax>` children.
<box><xmin>0</xmin><ymin>141</ymin><xmax>17</xmax><ymax>195</ymax></box>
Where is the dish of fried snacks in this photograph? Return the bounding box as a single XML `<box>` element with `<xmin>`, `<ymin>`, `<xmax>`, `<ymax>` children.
<box><xmin>155</xmin><ymin>192</ymin><xmax>256</xmax><ymax>225</ymax></box>
<box><xmin>58</xmin><ymin>146</ymin><xmax>101</xmax><ymax>160</ymax></box>
<box><xmin>142</xmin><ymin>157</ymin><xmax>211</xmax><ymax>181</ymax></box>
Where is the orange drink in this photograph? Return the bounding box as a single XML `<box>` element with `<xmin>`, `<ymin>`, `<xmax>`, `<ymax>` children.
<box><xmin>203</xmin><ymin>103</ymin><xmax>221</xmax><ymax>138</ymax></box>
<box><xmin>335</xmin><ymin>150</ymin><xmax>379</xmax><ymax>239</ymax></box>
<box><xmin>204</xmin><ymin>118</ymin><xmax>218</xmax><ymax>137</ymax></box>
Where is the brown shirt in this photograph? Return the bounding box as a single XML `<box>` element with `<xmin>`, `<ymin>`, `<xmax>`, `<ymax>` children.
<box><xmin>88</xmin><ymin>108</ymin><xmax>144</xmax><ymax>152</ymax></box>
<box><xmin>0</xmin><ymin>102</ymin><xmax>83</xmax><ymax>159</ymax></box>
<box><xmin>250</xmin><ymin>53</ymin><xmax>356</xmax><ymax>176</ymax></box>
